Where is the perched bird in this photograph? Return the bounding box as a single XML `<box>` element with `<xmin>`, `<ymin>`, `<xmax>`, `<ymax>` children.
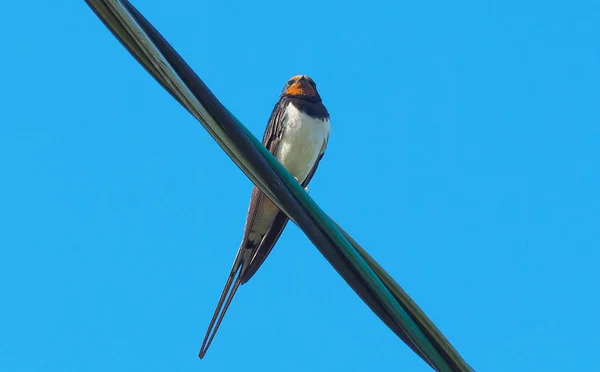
<box><xmin>199</xmin><ymin>75</ymin><xmax>330</xmax><ymax>358</ymax></box>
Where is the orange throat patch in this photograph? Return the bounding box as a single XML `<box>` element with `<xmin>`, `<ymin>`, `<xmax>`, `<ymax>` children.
<box><xmin>285</xmin><ymin>81</ymin><xmax>317</xmax><ymax>96</ymax></box>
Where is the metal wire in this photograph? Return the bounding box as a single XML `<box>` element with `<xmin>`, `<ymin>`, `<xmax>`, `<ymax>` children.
<box><xmin>84</xmin><ymin>1</ymin><xmax>474</xmax><ymax>370</ymax></box>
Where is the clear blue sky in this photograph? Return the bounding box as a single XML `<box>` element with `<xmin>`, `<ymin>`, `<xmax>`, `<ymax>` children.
<box><xmin>1</xmin><ymin>1</ymin><xmax>598</xmax><ymax>371</ymax></box>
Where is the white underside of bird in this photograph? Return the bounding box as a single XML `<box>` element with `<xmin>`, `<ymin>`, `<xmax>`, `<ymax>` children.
<box><xmin>246</xmin><ymin>102</ymin><xmax>330</xmax><ymax>244</ymax></box>
<box><xmin>276</xmin><ymin>102</ymin><xmax>330</xmax><ymax>181</ymax></box>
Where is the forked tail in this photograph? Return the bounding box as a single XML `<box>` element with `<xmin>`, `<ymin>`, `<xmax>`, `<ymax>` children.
<box><xmin>198</xmin><ymin>250</ymin><xmax>244</xmax><ymax>358</ymax></box>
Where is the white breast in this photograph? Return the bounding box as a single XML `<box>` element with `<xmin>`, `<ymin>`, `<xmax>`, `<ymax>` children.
<box><xmin>275</xmin><ymin>103</ymin><xmax>330</xmax><ymax>183</ymax></box>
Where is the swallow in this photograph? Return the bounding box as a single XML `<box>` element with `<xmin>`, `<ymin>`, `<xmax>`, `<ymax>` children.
<box><xmin>198</xmin><ymin>75</ymin><xmax>330</xmax><ymax>358</ymax></box>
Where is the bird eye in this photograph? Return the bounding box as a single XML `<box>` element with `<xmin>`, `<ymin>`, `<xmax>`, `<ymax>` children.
<box><xmin>287</xmin><ymin>79</ymin><xmax>296</xmax><ymax>86</ymax></box>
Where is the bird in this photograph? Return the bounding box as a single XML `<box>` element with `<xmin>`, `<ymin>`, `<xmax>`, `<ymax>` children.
<box><xmin>198</xmin><ymin>75</ymin><xmax>330</xmax><ymax>358</ymax></box>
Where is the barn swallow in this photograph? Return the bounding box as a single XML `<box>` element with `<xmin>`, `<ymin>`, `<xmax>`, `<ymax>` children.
<box><xmin>199</xmin><ymin>75</ymin><xmax>330</xmax><ymax>358</ymax></box>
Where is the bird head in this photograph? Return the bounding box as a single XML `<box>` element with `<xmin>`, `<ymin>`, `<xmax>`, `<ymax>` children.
<box><xmin>280</xmin><ymin>75</ymin><xmax>321</xmax><ymax>101</ymax></box>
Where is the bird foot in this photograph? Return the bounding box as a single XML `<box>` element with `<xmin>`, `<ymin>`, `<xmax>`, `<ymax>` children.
<box><xmin>294</xmin><ymin>177</ymin><xmax>310</xmax><ymax>194</ymax></box>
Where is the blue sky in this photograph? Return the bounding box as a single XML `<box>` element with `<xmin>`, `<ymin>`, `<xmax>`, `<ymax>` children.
<box><xmin>1</xmin><ymin>1</ymin><xmax>599</xmax><ymax>371</ymax></box>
